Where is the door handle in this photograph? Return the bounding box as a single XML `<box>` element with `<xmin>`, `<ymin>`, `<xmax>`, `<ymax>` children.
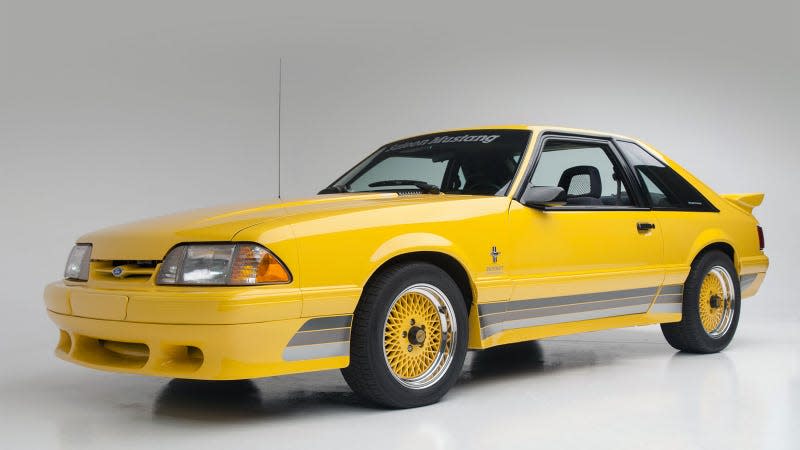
<box><xmin>637</xmin><ymin>222</ymin><xmax>656</xmax><ymax>232</ymax></box>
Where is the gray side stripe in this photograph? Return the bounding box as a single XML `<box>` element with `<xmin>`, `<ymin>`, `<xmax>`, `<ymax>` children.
<box><xmin>478</xmin><ymin>302</ymin><xmax>507</xmax><ymax>316</ymax></box>
<box><xmin>659</xmin><ymin>284</ymin><xmax>683</xmax><ymax>295</ymax></box>
<box><xmin>478</xmin><ymin>286</ymin><xmax>658</xmax><ymax>316</ymax></box>
<box><xmin>654</xmin><ymin>293</ymin><xmax>683</xmax><ymax>304</ymax></box>
<box><xmin>283</xmin><ymin>342</ymin><xmax>350</xmax><ymax>361</ymax></box>
<box><xmin>650</xmin><ymin>303</ymin><xmax>682</xmax><ymax>314</ymax></box>
<box><xmin>479</xmin><ymin>295</ymin><xmax>654</xmax><ymax>328</ymax></box>
<box><xmin>298</xmin><ymin>315</ymin><xmax>352</xmax><ymax>332</ymax></box>
<box><xmin>284</xmin><ymin>315</ymin><xmax>353</xmax><ymax>361</ymax></box>
<box><xmin>740</xmin><ymin>274</ymin><xmax>757</xmax><ymax>290</ymax></box>
<box><xmin>478</xmin><ymin>283</ymin><xmax>686</xmax><ymax>339</ymax></box>
<box><xmin>287</xmin><ymin>328</ymin><xmax>350</xmax><ymax>347</ymax></box>
<box><xmin>648</xmin><ymin>284</ymin><xmax>684</xmax><ymax>314</ymax></box>
<box><xmin>482</xmin><ymin>305</ymin><xmax>650</xmax><ymax>338</ymax></box>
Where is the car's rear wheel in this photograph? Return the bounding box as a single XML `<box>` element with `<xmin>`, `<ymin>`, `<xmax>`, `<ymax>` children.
<box><xmin>661</xmin><ymin>250</ymin><xmax>741</xmax><ymax>353</ymax></box>
<box><xmin>342</xmin><ymin>262</ymin><xmax>467</xmax><ymax>408</ymax></box>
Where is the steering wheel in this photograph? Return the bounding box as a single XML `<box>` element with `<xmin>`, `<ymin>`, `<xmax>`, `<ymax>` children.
<box><xmin>463</xmin><ymin>177</ymin><xmax>502</xmax><ymax>195</ymax></box>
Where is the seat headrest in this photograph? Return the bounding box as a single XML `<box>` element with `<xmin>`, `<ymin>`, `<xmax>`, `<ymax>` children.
<box><xmin>558</xmin><ymin>165</ymin><xmax>602</xmax><ymax>198</ymax></box>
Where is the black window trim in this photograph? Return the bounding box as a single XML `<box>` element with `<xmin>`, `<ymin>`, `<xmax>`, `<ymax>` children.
<box><xmin>612</xmin><ymin>138</ymin><xmax>719</xmax><ymax>213</ymax></box>
<box><xmin>513</xmin><ymin>132</ymin><xmax>650</xmax><ymax>211</ymax></box>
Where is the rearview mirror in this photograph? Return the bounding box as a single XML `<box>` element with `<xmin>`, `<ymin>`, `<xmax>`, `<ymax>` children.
<box><xmin>521</xmin><ymin>186</ymin><xmax>566</xmax><ymax>209</ymax></box>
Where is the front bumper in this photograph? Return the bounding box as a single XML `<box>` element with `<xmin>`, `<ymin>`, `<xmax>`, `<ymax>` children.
<box><xmin>44</xmin><ymin>281</ymin><xmax>353</xmax><ymax>379</ymax></box>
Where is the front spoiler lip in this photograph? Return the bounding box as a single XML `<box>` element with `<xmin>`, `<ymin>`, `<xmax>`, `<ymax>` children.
<box><xmin>47</xmin><ymin>310</ymin><xmax>350</xmax><ymax>380</ymax></box>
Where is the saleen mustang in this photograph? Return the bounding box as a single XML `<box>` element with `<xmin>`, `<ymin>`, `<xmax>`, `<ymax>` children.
<box><xmin>45</xmin><ymin>125</ymin><xmax>768</xmax><ymax>408</ymax></box>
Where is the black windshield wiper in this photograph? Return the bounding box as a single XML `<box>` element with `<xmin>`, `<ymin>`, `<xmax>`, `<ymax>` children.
<box><xmin>368</xmin><ymin>180</ymin><xmax>441</xmax><ymax>194</ymax></box>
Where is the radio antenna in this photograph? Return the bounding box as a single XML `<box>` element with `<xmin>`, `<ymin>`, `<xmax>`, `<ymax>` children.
<box><xmin>277</xmin><ymin>57</ymin><xmax>283</xmax><ymax>199</ymax></box>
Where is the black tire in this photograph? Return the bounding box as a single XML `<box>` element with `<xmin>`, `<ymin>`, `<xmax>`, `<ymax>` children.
<box><xmin>661</xmin><ymin>250</ymin><xmax>741</xmax><ymax>353</ymax></box>
<box><xmin>341</xmin><ymin>262</ymin><xmax>468</xmax><ymax>408</ymax></box>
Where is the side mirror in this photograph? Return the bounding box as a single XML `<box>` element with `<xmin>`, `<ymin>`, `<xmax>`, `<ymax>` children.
<box><xmin>521</xmin><ymin>186</ymin><xmax>566</xmax><ymax>209</ymax></box>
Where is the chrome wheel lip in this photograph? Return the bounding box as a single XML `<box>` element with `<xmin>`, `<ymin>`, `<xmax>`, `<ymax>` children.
<box><xmin>702</xmin><ymin>266</ymin><xmax>736</xmax><ymax>339</ymax></box>
<box><xmin>382</xmin><ymin>283</ymin><xmax>457</xmax><ymax>390</ymax></box>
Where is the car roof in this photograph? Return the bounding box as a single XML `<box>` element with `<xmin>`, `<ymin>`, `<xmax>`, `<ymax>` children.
<box><xmin>401</xmin><ymin>124</ymin><xmax>640</xmax><ymax>144</ymax></box>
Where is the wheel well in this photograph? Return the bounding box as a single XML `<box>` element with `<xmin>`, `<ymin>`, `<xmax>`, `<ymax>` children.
<box><xmin>693</xmin><ymin>242</ymin><xmax>736</xmax><ymax>268</ymax></box>
<box><xmin>364</xmin><ymin>252</ymin><xmax>474</xmax><ymax>311</ymax></box>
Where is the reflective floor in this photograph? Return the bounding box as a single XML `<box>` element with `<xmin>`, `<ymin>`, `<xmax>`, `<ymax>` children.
<box><xmin>1</xmin><ymin>319</ymin><xmax>797</xmax><ymax>449</ymax></box>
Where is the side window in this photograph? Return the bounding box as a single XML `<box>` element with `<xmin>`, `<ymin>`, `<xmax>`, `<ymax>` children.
<box><xmin>531</xmin><ymin>140</ymin><xmax>633</xmax><ymax>206</ymax></box>
<box><xmin>616</xmin><ymin>141</ymin><xmax>715</xmax><ymax>211</ymax></box>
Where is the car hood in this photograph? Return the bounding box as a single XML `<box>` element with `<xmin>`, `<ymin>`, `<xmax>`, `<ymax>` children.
<box><xmin>80</xmin><ymin>193</ymin><xmax>456</xmax><ymax>260</ymax></box>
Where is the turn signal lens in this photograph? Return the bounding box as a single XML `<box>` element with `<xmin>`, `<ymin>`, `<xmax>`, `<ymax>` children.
<box><xmin>229</xmin><ymin>244</ymin><xmax>290</xmax><ymax>284</ymax></box>
<box><xmin>228</xmin><ymin>244</ymin><xmax>267</xmax><ymax>284</ymax></box>
<box><xmin>257</xmin><ymin>252</ymin><xmax>291</xmax><ymax>283</ymax></box>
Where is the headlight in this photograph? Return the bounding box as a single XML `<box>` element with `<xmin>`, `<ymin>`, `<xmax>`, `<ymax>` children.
<box><xmin>64</xmin><ymin>244</ymin><xmax>92</xmax><ymax>281</ymax></box>
<box><xmin>156</xmin><ymin>243</ymin><xmax>291</xmax><ymax>286</ymax></box>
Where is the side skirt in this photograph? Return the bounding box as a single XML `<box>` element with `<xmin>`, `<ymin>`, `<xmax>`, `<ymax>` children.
<box><xmin>468</xmin><ymin>285</ymin><xmax>684</xmax><ymax>349</ymax></box>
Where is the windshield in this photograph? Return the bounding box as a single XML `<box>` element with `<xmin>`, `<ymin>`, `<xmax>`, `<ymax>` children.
<box><xmin>321</xmin><ymin>129</ymin><xmax>531</xmax><ymax>196</ymax></box>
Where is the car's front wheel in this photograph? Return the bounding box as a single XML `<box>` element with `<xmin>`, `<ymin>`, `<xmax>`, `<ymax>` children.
<box><xmin>342</xmin><ymin>262</ymin><xmax>467</xmax><ymax>408</ymax></box>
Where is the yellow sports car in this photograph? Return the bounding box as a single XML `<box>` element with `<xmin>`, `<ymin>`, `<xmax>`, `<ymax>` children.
<box><xmin>45</xmin><ymin>125</ymin><xmax>768</xmax><ymax>408</ymax></box>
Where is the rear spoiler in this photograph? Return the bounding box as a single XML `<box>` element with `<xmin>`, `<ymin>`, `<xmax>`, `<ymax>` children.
<box><xmin>721</xmin><ymin>193</ymin><xmax>764</xmax><ymax>213</ymax></box>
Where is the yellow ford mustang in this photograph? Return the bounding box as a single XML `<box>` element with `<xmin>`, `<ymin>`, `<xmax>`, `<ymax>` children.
<box><xmin>45</xmin><ymin>125</ymin><xmax>768</xmax><ymax>408</ymax></box>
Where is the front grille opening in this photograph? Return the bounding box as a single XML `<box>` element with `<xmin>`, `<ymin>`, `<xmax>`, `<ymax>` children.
<box><xmin>91</xmin><ymin>260</ymin><xmax>160</xmax><ymax>282</ymax></box>
<box><xmin>111</xmin><ymin>260</ymin><xmax>158</xmax><ymax>268</ymax></box>
<box><xmin>57</xmin><ymin>330</ymin><xmax>72</xmax><ymax>354</ymax></box>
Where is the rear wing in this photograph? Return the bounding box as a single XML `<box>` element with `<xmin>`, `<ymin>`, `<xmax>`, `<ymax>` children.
<box><xmin>721</xmin><ymin>193</ymin><xmax>764</xmax><ymax>213</ymax></box>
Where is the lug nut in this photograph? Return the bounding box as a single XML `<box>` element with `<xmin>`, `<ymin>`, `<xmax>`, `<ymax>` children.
<box><xmin>410</xmin><ymin>319</ymin><xmax>415</xmax><ymax>326</ymax></box>
<box><xmin>407</xmin><ymin>345</ymin><xmax>413</xmax><ymax>352</ymax></box>
<box><xmin>402</xmin><ymin>331</ymin><xmax>407</xmax><ymax>338</ymax></box>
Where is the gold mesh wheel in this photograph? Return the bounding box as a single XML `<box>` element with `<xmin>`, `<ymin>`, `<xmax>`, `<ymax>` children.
<box><xmin>698</xmin><ymin>266</ymin><xmax>735</xmax><ymax>338</ymax></box>
<box><xmin>382</xmin><ymin>283</ymin><xmax>457</xmax><ymax>389</ymax></box>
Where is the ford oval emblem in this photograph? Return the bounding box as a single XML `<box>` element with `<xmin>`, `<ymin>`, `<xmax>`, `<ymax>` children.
<box><xmin>111</xmin><ymin>266</ymin><xmax>124</xmax><ymax>278</ymax></box>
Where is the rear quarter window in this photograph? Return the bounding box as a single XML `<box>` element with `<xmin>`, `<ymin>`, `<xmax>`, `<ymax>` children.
<box><xmin>616</xmin><ymin>141</ymin><xmax>717</xmax><ymax>211</ymax></box>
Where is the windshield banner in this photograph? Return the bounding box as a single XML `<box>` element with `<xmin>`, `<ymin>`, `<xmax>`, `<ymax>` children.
<box><xmin>388</xmin><ymin>133</ymin><xmax>501</xmax><ymax>151</ymax></box>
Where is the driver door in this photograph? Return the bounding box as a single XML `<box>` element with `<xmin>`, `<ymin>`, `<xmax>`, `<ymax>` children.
<box><xmin>485</xmin><ymin>135</ymin><xmax>665</xmax><ymax>340</ymax></box>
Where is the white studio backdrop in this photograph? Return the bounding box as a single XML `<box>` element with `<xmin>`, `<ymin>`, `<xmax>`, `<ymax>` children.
<box><xmin>1</xmin><ymin>2</ymin><xmax>798</xmax><ymax>449</ymax></box>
